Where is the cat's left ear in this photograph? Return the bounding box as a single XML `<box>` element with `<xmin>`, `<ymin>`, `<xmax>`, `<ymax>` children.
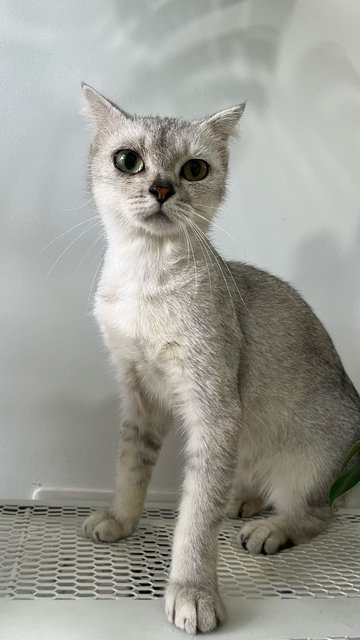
<box><xmin>81</xmin><ymin>83</ymin><xmax>131</xmax><ymax>129</ymax></box>
<box><xmin>199</xmin><ymin>103</ymin><xmax>246</xmax><ymax>139</ymax></box>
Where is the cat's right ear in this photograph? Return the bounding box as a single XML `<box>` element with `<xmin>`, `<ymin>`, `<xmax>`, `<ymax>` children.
<box><xmin>81</xmin><ymin>83</ymin><xmax>131</xmax><ymax>129</ymax></box>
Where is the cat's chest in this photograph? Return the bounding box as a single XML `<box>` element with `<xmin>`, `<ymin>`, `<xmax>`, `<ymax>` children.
<box><xmin>95</xmin><ymin>279</ymin><xmax>181</xmax><ymax>362</ymax></box>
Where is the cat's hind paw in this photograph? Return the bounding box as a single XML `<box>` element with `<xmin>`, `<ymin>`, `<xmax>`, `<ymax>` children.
<box><xmin>82</xmin><ymin>509</ymin><xmax>133</xmax><ymax>543</ymax></box>
<box><xmin>165</xmin><ymin>582</ymin><xmax>225</xmax><ymax>634</ymax></box>
<box><xmin>226</xmin><ymin>496</ymin><xmax>265</xmax><ymax>519</ymax></box>
<box><xmin>239</xmin><ymin>518</ymin><xmax>294</xmax><ymax>555</ymax></box>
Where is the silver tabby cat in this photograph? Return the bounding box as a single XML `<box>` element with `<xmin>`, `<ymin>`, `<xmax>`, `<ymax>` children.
<box><xmin>81</xmin><ymin>84</ymin><xmax>360</xmax><ymax>634</ymax></box>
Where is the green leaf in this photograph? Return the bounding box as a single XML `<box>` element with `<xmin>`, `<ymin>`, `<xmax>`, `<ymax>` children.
<box><xmin>340</xmin><ymin>440</ymin><xmax>360</xmax><ymax>473</ymax></box>
<box><xmin>329</xmin><ymin>460</ymin><xmax>360</xmax><ymax>508</ymax></box>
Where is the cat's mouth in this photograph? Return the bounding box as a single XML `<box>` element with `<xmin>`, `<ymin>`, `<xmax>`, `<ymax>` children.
<box><xmin>139</xmin><ymin>205</ymin><xmax>180</xmax><ymax>236</ymax></box>
<box><xmin>144</xmin><ymin>208</ymin><xmax>173</xmax><ymax>224</ymax></box>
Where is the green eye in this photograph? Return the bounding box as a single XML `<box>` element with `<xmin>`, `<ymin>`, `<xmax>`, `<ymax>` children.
<box><xmin>181</xmin><ymin>159</ymin><xmax>209</xmax><ymax>181</ymax></box>
<box><xmin>114</xmin><ymin>149</ymin><xmax>144</xmax><ymax>174</ymax></box>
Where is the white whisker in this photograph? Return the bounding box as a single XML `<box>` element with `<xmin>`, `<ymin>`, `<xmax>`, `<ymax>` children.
<box><xmin>88</xmin><ymin>249</ymin><xmax>106</xmax><ymax>309</ymax></box>
<box><xmin>179</xmin><ymin>221</ymin><xmax>191</xmax><ymax>273</ymax></box>
<box><xmin>190</xmin><ymin>219</ymin><xmax>251</xmax><ymax>316</ymax></box>
<box><xmin>38</xmin><ymin>216</ymin><xmax>98</xmax><ymax>255</ymax></box>
<box><xmin>76</xmin><ymin>231</ymin><xmax>105</xmax><ymax>271</ymax></box>
<box><xmin>186</xmin><ymin>217</ymin><xmax>237</xmax><ymax>313</ymax></box>
<box><xmin>183</xmin><ymin>218</ymin><xmax>213</xmax><ymax>299</ymax></box>
<box><xmin>181</xmin><ymin>202</ymin><xmax>238</xmax><ymax>242</ymax></box>
<box><xmin>44</xmin><ymin>221</ymin><xmax>99</xmax><ymax>282</ymax></box>
<box><xmin>183</xmin><ymin>222</ymin><xmax>198</xmax><ymax>294</ymax></box>
<box><xmin>63</xmin><ymin>198</ymin><xmax>93</xmax><ymax>212</ymax></box>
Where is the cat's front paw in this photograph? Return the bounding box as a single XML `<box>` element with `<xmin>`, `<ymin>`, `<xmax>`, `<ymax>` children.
<box><xmin>165</xmin><ymin>582</ymin><xmax>225</xmax><ymax>634</ymax></box>
<box><xmin>82</xmin><ymin>509</ymin><xmax>134</xmax><ymax>543</ymax></box>
<box><xmin>239</xmin><ymin>518</ymin><xmax>294</xmax><ymax>555</ymax></box>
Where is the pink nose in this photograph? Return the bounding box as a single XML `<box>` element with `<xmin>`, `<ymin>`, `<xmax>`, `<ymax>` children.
<box><xmin>154</xmin><ymin>187</ymin><xmax>170</xmax><ymax>201</ymax></box>
<box><xmin>149</xmin><ymin>181</ymin><xmax>175</xmax><ymax>203</ymax></box>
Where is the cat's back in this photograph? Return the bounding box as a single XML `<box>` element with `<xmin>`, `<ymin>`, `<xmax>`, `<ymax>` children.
<box><xmin>228</xmin><ymin>260</ymin><xmax>360</xmax><ymax>447</ymax></box>
<box><xmin>229</xmin><ymin>260</ymin><xmax>340</xmax><ymax>367</ymax></box>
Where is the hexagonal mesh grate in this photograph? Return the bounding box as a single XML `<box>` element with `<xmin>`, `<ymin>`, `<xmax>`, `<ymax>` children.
<box><xmin>1</xmin><ymin>504</ymin><xmax>360</xmax><ymax>601</ymax></box>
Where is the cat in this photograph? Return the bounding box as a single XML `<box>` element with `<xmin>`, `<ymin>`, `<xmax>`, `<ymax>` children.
<box><xmin>81</xmin><ymin>84</ymin><xmax>360</xmax><ymax>634</ymax></box>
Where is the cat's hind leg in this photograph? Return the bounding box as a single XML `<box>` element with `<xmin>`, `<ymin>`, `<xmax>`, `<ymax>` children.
<box><xmin>226</xmin><ymin>457</ymin><xmax>268</xmax><ymax>519</ymax></box>
<box><xmin>226</xmin><ymin>488</ymin><xmax>265</xmax><ymax>519</ymax></box>
<box><xmin>239</xmin><ymin>505</ymin><xmax>331</xmax><ymax>554</ymax></box>
<box><xmin>237</xmin><ymin>454</ymin><xmax>333</xmax><ymax>554</ymax></box>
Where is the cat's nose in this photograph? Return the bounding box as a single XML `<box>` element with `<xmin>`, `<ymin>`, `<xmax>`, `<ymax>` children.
<box><xmin>149</xmin><ymin>181</ymin><xmax>175</xmax><ymax>203</ymax></box>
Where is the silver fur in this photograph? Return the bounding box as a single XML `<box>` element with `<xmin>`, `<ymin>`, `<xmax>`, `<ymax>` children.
<box><xmin>81</xmin><ymin>84</ymin><xmax>360</xmax><ymax>634</ymax></box>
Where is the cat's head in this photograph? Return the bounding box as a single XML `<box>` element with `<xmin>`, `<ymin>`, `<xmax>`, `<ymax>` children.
<box><xmin>82</xmin><ymin>84</ymin><xmax>245</xmax><ymax>239</ymax></box>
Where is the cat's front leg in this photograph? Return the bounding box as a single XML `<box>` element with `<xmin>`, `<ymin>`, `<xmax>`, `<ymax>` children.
<box><xmin>83</xmin><ymin>363</ymin><xmax>170</xmax><ymax>542</ymax></box>
<box><xmin>165</xmin><ymin>381</ymin><xmax>240</xmax><ymax>634</ymax></box>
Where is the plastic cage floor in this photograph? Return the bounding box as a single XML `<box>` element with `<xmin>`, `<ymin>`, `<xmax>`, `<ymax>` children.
<box><xmin>1</xmin><ymin>504</ymin><xmax>360</xmax><ymax>601</ymax></box>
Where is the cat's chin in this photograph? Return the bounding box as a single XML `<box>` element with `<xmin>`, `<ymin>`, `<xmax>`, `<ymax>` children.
<box><xmin>137</xmin><ymin>208</ymin><xmax>179</xmax><ymax>237</ymax></box>
<box><xmin>145</xmin><ymin>209</ymin><xmax>172</xmax><ymax>224</ymax></box>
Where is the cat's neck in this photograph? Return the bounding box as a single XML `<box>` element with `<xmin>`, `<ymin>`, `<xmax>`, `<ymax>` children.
<box><xmin>102</xmin><ymin>223</ymin><xmax>200</xmax><ymax>290</ymax></box>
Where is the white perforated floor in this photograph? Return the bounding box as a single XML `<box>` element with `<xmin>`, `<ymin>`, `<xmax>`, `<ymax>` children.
<box><xmin>1</xmin><ymin>504</ymin><xmax>360</xmax><ymax>600</ymax></box>
<box><xmin>1</xmin><ymin>503</ymin><xmax>360</xmax><ymax>639</ymax></box>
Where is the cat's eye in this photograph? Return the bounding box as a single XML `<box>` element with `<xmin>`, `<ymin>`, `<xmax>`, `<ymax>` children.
<box><xmin>114</xmin><ymin>149</ymin><xmax>144</xmax><ymax>174</ymax></box>
<box><xmin>181</xmin><ymin>159</ymin><xmax>209</xmax><ymax>182</ymax></box>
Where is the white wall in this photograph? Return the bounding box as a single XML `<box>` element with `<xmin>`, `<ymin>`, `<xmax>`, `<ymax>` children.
<box><xmin>1</xmin><ymin>0</ymin><xmax>359</xmax><ymax>504</ymax></box>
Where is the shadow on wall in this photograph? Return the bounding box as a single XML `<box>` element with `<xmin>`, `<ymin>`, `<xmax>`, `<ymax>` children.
<box><xmin>293</xmin><ymin>40</ymin><xmax>360</xmax><ymax>187</ymax></box>
<box><xmin>292</xmin><ymin>222</ymin><xmax>360</xmax><ymax>389</ymax></box>
<box><xmin>289</xmin><ymin>36</ymin><xmax>360</xmax><ymax>389</ymax></box>
<box><xmin>106</xmin><ymin>0</ymin><xmax>297</xmax><ymax>115</ymax></box>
